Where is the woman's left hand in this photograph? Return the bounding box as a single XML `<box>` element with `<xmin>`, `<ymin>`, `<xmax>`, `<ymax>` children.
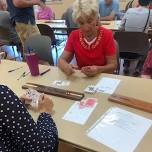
<box><xmin>81</xmin><ymin>66</ymin><xmax>99</xmax><ymax>77</ymax></box>
<box><xmin>20</xmin><ymin>94</ymin><xmax>32</xmax><ymax>105</ymax></box>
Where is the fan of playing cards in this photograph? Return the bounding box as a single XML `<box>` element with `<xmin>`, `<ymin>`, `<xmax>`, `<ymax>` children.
<box><xmin>25</xmin><ymin>88</ymin><xmax>41</xmax><ymax>109</ymax></box>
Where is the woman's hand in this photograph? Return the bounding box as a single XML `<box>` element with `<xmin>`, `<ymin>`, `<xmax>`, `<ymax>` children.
<box><xmin>64</xmin><ymin>64</ymin><xmax>75</xmax><ymax>76</ymax></box>
<box><xmin>20</xmin><ymin>94</ymin><xmax>32</xmax><ymax>105</ymax></box>
<box><xmin>81</xmin><ymin>66</ymin><xmax>99</xmax><ymax>77</ymax></box>
<box><xmin>38</xmin><ymin>94</ymin><xmax>54</xmax><ymax>115</ymax></box>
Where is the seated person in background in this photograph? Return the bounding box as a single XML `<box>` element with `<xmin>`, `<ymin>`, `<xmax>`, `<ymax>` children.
<box><xmin>119</xmin><ymin>0</ymin><xmax>152</xmax><ymax>76</ymax></box>
<box><xmin>120</xmin><ymin>0</ymin><xmax>152</xmax><ymax>33</ymax></box>
<box><xmin>141</xmin><ymin>47</ymin><xmax>152</xmax><ymax>79</ymax></box>
<box><xmin>58</xmin><ymin>0</ymin><xmax>117</xmax><ymax>77</ymax></box>
<box><xmin>99</xmin><ymin>0</ymin><xmax>119</xmax><ymax>21</ymax></box>
<box><xmin>37</xmin><ymin>0</ymin><xmax>54</xmax><ymax>20</ymax></box>
<box><xmin>0</xmin><ymin>85</ymin><xmax>58</xmax><ymax>151</ymax></box>
<box><xmin>61</xmin><ymin>6</ymin><xmax>78</xmax><ymax>28</ymax></box>
<box><xmin>149</xmin><ymin>1</ymin><xmax>152</xmax><ymax>9</ymax></box>
<box><xmin>0</xmin><ymin>1</ymin><xmax>22</xmax><ymax>59</ymax></box>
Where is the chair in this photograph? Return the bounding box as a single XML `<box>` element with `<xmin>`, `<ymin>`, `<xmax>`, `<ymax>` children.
<box><xmin>37</xmin><ymin>24</ymin><xmax>60</xmax><ymax>64</ymax></box>
<box><xmin>125</xmin><ymin>0</ymin><xmax>134</xmax><ymax>12</ymax></box>
<box><xmin>114</xmin><ymin>31</ymin><xmax>150</xmax><ymax>74</ymax></box>
<box><xmin>114</xmin><ymin>40</ymin><xmax>120</xmax><ymax>74</ymax></box>
<box><xmin>24</xmin><ymin>35</ymin><xmax>54</xmax><ymax>65</ymax></box>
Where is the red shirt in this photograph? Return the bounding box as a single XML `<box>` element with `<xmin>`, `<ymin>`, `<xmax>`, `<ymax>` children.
<box><xmin>64</xmin><ymin>26</ymin><xmax>116</xmax><ymax>68</ymax></box>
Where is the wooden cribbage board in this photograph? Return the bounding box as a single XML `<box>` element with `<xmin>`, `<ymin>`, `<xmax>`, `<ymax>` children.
<box><xmin>108</xmin><ymin>94</ymin><xmax>152</xmax><ymax>113</ymax></box>
<box><xmin>22</xmin><ymin>83</ymin><xmax>84</xmax><ymax>101</ymax></box>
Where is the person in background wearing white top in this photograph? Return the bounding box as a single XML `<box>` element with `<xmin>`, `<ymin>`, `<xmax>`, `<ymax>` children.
<box><xmin>119</xmin><ymin>0</ymin><xmax>152</xmax><ymax>76</ymax></box>
<box><xmin>120</xmin><ymin>0</ymin><xmax>152</xmax><ymax>33</ymax></box>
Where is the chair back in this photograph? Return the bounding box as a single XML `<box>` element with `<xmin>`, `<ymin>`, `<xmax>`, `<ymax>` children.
<box><xmin>125</xmin><ymin>0</ymin><xmax>134</xmax><ymax>12</ymax></box>
<box><xmin>114</xmin><ymin>31</ymin><xmax>149</xmax><ymax>56</ymax></box>
<box><xmin>37</xmin><ymin>24</ymin><xmax>56</xmax><ymax>45</ymax></box>
<box><xmin>114</xmin><ymin>40</ymin><xmax>120</xmax><ymax>74</ymax></box>
<box><xmin>24</xmin><ymin>35</ymin><xmax>54</xmax><ymax>65</ymax></box>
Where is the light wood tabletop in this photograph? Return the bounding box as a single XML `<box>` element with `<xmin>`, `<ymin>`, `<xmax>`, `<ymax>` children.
<box><xmin>1</xmin><ymin>60</ymin><xmax>152</xmax><ymax>152</ymax></box>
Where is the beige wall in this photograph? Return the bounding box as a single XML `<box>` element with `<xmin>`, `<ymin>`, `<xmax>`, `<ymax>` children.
<box><xmin>48</xmin><ymin>0</ymin><xmax>75</xmax><ymax>19</ymax></box>
<box><xmin>48</xmin><ymin>0</ymin><xmax>130</xmax><ymax>19</ymax></box>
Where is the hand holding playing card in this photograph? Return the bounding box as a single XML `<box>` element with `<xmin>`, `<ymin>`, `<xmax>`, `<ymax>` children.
<box><xmin>81</xmin><ymin>66</ymin><xmax>99</xmax><ymax>77</ymax></box>
<box><xmin>20</xmin><ymin>94</ymin><xmax>32</xmax><ymax>105</ymax></box>
<box><xmin>38</xmin><ymin>94</ymin><xmax>54</xmax><ymax>115</ymax></box>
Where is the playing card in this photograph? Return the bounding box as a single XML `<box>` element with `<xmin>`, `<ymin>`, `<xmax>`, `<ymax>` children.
<box><xmin>25</xmin><ymin>88</ymin><xmax>41</xmax><ymax>108</ymax></box>
<box><xmin>79</xmin><ymin>98</ymin><xmax>97</xmax><ymax>109</ymax></box>
<box><xmin>52</xmin><ymin>80</ymin><xmax>70</xmax><ymax>86</ymax></box>
<box><xmin>84</xmin><ymin>85</ymin><xmax>96</xmax><ymax>93</ymax></box>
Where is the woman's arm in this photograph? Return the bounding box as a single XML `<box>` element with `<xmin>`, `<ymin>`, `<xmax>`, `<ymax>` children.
<box><xmin>0</xmin><ymin>85</ymin><xmax>58</xmax><ymax>152</ymax></box>
<box><xmin>81</xmin><ymin>55</ymin><xmax>117</xmax><ymax>77</ymax></box>
<box><xmin>58</xmin><ymin>51</ymin><xmax>75</xmax><ymax>76</ymax></box>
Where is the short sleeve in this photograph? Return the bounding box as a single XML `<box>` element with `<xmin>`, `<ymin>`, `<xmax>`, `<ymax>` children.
<box><xmin>103</xmin><ymin>29</ymin><xmax>116</xmax><ymax>56</ymax></box>
<box><xmin>64</xmin><ymin>31</ymin><xmax>74</xmax><ymax>53</ymax></box>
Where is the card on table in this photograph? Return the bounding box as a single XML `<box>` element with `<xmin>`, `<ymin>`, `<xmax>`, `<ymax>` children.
<box><xmin>79</xmin><ymin>98</ymin><xmax>97</xmax><ymax>109</ymax></box>
<box><xmin>52</xmin><ymin>80</ymin><xmax>70</xmax><ymax>87</ymax></box>
<box><xmin>84</xmin><ymin>85</ymin><xmax>96</xmax><ymax>94</ymax></box>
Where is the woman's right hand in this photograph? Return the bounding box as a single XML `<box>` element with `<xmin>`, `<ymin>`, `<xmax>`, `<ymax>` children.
<box><xmin>64</xmin><ymin>64</ymin><xmax>75</xmax><ymax>76</ymax></box>
<box><xmin>38</xmin><ymin>94</ymin><xmax>54</xmax><ymax>115</ymax></box>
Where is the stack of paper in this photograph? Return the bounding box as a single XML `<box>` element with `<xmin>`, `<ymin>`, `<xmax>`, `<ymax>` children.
<box><xmin>87</xmin><ymin>107</ymin><xmax>152</xmax><ymax>152</ymax></box>
<box><xmin>62</xmin><ymin>101</ymin><xmax>97</xmax><ymax>125</ymax></box>
<box><xmin>95</xmin><ymin>77</ymin><xmax>121</xmax><ymax>94</ymax></box>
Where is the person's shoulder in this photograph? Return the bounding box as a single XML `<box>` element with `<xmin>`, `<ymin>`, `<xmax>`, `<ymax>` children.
<box><xmin>68</xmin><ymin>29</ymin><xmax>80</xmax><ymax>39</ymax></box>
<box><xmin>126</xmin><ymin>7</ymin><xmax>136</xmax><ymax>14</ymax></box>
<box><xmin>70</xmin><ymin>29</ymin><xmax>80</xmax><ymax>35</ymax></box>
<box><xmin>99</xmin><ymin>0</ymin><xmax>104</xmax><ymax>5</ymax></box>
<box><xmin>113</xmin><ymin>0</ymin><xmax>119</xmax><ymax>4</ymax></box>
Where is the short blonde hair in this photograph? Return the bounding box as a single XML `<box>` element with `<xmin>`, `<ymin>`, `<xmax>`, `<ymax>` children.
<box><xmin>72</xmin><ymin>0</ymin><xmax>99</xmax><ymax>22</ymax></box>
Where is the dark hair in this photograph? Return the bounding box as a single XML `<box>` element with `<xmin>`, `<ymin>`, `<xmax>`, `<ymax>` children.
<box><xmin>139</xmin><ymin>0</ymin><xmax>150</xmax><ymax>6</ymax></box>
<box><xmin>41</xmin><ymin>0</ymin><xmax>46</xmax><ymax>3</ymax></box>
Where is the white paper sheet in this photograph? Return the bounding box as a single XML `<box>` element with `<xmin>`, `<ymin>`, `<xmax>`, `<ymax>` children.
<box><xmin>87</xmin><ymin>107</ymin><xmax>152</xmax><ymax>152</ymax></box>
<box><xmin>95</xmin><ymin>77</ymin><xmax>120</xmax><ymax>94</ymax></box>
<box><xmin>62</xmin><ymin>102</ymin><xmax>97</xmax><ymax>125</ymax></box>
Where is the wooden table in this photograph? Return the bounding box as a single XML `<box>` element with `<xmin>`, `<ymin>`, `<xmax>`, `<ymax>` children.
<box><xmin>36</xmin><ymin>19</ymin><xmax>67</xmax><ymax>30</ymax></box>
<box><xmin>1</xmin><ymin>60</ymin><xmax>152</xmax><ymax>152</ymax></box>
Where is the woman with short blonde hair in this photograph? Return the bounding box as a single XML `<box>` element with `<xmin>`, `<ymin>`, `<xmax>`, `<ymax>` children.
<box><xmin>58</xmin><ymin>0</ymin><xmax>117</xmax><ymax>77</ymax></box>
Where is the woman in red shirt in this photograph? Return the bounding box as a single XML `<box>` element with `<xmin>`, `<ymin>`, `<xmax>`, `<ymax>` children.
<box><xmin>58</xmin><ymin>0</ymin><xmax>117</xmax><ymax>77</ymax></box>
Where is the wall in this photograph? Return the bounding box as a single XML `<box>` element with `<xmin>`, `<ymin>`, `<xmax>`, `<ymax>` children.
<box><xmin>48</xmin><ymin>0</ymin><xmax>130</xmax><ymax>19</ymax></box>
<box><xmin>48</xmin><ymin>0</ymin><xmax>75</xmax><ymax>19</ymax></box>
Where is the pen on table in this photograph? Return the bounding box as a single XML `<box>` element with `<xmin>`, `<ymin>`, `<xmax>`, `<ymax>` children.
<box><xmin>23</xmin><ymin>71</ymin><xmax>30</xmax><ymax>77</ymax></box>
<box><xmin>8</xmin><ymin>66</ymin><xmax>23</xmax><ymax>72</ymax></box>
<box><xmin>40</xmin><ymin>68</ymin><xmax>50</xmax><ymax>76</ymax></box>
<box><xmin>17</xmin><ymin>72</ymin><xmax>26</xmax><ymax>80</ymax></box>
